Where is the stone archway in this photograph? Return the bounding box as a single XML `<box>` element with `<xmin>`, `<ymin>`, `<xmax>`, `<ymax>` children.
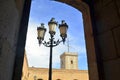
<box><xmin>12</xmin><ymin>0</ymin><xmax>99</xmax><ymax>80</ymax></box>
<box><xmin>55</xmin><ymin>0</ymin><xmax>99</xmax><ymax>80</ymax></box>
<box><xmin>1</xmin><ymin>0</ymin><xmax>120</xmax><ymax>80</ymax></box>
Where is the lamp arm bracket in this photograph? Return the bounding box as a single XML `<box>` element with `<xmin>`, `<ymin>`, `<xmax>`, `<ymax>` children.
<box><xmin>42</xmin><ymin>39</ymin><xmax>63</xmax><ymax>47</ymax></box>
<box><xmin>42</xmin><ymin>41</ymin><xmax>51</xmax><ymax>47</ymax></box>
<box><xmin>52</xmin><ymin>39</ymin><xmax>63</xmax><ymax>47</ymax></box>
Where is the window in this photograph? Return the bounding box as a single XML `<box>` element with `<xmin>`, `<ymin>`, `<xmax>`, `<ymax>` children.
<box><xmin>34</xmin><ymin>75</ymin><xmax>37</xmax><ymax>80</ymax></box>
<box><xmin>71</xmin><ymin>60</ymin><xmax>73</xmax><ymax>64</ymax></box>
<box><xmin>27</xmin><ymin>73</ymin><xmax>30</xmax><ymax>77</ymax></box>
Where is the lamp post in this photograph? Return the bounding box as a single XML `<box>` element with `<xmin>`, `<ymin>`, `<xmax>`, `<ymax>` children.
<box><xmin>37</xmin><ymin>18</ymin><xmax>68</xmax><ymax>80</ymax></box>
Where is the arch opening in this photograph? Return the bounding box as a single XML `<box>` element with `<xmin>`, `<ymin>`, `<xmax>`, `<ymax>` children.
<box><xmin>22</xmin><ymin>0</ymin><xmax>99</xmax><ymax>80</ymax></box>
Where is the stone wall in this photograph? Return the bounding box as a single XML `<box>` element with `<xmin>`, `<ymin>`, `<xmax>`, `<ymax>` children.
<box><xmin>93</xmin><ymin>0</ymin><xmax>120</xmax><ymax>80</ymax></box>
<box><xmin>28</xmin><ymin>68</ymin><xmax>89</xmax><ymax>80</ymax></box>
<box><xmin>22</xmin><ymin>51</ymin><xmax>29</xmax><ymax>80</ymax></box>
<box><xmin>60</xmin><ymin>52</ymin><xmax>78</xmax><ymax>69</ymax></box>
<box><xmin>0</xmin><ymin>0</ymin><xmax>24</xmax><ymax>80</ymax></box>
<box><xmin>57</xmin><ymin>0</ymin><xmax>120</xmax><ymax>80</ymax></box>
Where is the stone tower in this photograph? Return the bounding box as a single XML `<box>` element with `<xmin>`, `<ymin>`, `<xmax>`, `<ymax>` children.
<box><xmin>60</xmin><ymin>52</ymin><xmax>78</xmax><ymax>69</ymax></box>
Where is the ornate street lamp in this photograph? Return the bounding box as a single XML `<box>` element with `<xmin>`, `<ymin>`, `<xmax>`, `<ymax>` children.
<box><xmin>37</xmin><ymin>18</ymin><xmax>68</xmax><ymax>80</ymax></box>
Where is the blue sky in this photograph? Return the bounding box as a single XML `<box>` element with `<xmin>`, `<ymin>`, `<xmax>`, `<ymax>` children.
<box><xmin>25</xmin><ymin>0</ymin><xmax>88</xmax><ymax>70</ymax></box>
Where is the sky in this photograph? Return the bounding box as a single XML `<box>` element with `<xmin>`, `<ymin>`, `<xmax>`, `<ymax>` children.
<box><xmin>25</xmin><ymin>0</ymin><xmax>88</xmax><ymax>70</ymax></box>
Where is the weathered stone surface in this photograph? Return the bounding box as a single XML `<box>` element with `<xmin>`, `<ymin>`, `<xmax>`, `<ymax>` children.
<box><xmin>103</xmin><ymin>58</ymin><xmax>120</xmax><ymax>80</ymax></box>
<box><xmin>22</xmin><ymin>52</ymin><xmax>29</xmax><ymax>80</ymax></box>
<box><xmin>0</xmin><ymin>0</ymin><xmax>21</xmax><ymax>80</ymax></box>
<box><xmin>28</xmin><ymin>68</ymin><xmax>89</xmax><ymax>80</ymax></box>
<box><xmin>95</xmin><ymin>2</ymin><xmax>120</xmax><ymax>34</ymax></box>
<box><xmin>0</xmin><ymin>39</ymin><xmax>15</xmax><ymax>80</ymax></box>
<box><xmin>60</xmin><ymin>52</ymin><xmax>78</xmax><ymax>69</ymax></box>
<box><xmin>113</xmin><ymin>26</ymin><xmax>120</xmax><ymax>56</ymax></box>
<box><xmin>15</xmin><ymin>0</ymin><xmax>24</xmax><ymax>15</ymax></box>
<box><xmin>102</xmin><ymin>0</ymin><xmax>113</xmax><ymax>6</ymax></box>
<box><xmin>115</xmin><ymin>0</ymin><xmax>120</xmax><ymax>17</ymax></box>
<box><xmin>97</xmin><ymin>31</ymin><xmax>117</xmax><ymax>60</ymax></box>
<box><xmin>94</xmin><ymin>0</ymin><xmax>102</xmax><ymax>12</ymax></box>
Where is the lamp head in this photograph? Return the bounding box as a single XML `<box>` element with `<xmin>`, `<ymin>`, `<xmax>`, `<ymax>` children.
<box><xmin>48</xmin><ymin>18</ymin><xmax>58</xmax><ymax>36</ymax></box>
<box><xmin>37</xmin><ymin>23</ymin><xmax>46</xmax><ymax>45</ymax></box>
<box><xmin>59</xmin><ymin>20</ymin><xmax>68</xmax><ymax>43</ymax></box>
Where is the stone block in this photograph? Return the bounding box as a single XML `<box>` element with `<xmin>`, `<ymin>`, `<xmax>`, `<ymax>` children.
<box><xmin>94</xmin><ymin>0</ymin><xmax>102</xmax><ymax>12</ymax></box>
<box><xmin>103</xmin><ymin>58</ymin><xmax>120</xmax><ymax>80</ymax></box>
<box><xmin>115</xmin><ymin>0</ymin><xmax>120</xmax><ymax>16</ymax></box>
<box><xmin>97</xmin><ymin>31</ymin><xmax>117</xmax><ymax>60</ymax></box>
<box><xmin>113</xmin><ymin>26</ymin><xmax>120</xmax><ymax>56</ymax></box>
<box><xmin>95</xmin><ymin>2</ymin><xmax>120</xmax><ymax>34</ymax></box>
<box><xmin>102</xmin><ymin>0</ymin><xmax>113</xmax><ymax>6</ymax></box>
<box><xmin>15</xmin><ymin>0</ymin><xmax>24</xmax><ymax>15</ymax></box>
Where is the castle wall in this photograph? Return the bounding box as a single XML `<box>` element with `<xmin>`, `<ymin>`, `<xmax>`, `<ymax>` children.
<box><xmin>22</xmin><ymin>52</ymin><xmax>88</xmax><ymax>80</ymax></box>
<box><xmin>28</xmin><ymin>68</ymin><xmax>89</xmax><ymax>80</ymax></box>
<box><xmin>22</xmin><ymin>52</ymin><xmax>29</xmax><ymax>80</ymax></box>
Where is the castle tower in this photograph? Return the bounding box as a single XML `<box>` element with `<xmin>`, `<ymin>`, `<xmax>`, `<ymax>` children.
<box><xmin>60</xmin><ymin>52</ymin><xmax>78</xmax><ymax>69</ymax></box>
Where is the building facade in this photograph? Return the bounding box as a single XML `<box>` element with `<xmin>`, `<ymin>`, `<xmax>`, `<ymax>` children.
<box><xmin>27</xmin><ymin>68</ymin><xmax>88</xmax><ymax>80</ymax></box>
<box><xmin>60</xmin><ymin>52</ymin><xmax>78</xmax><ymax>69</ymax></box>
<box><xmin>22</xmin><ymin>52</ymin><xmax>89</xmax><ymax>80</ymax></box>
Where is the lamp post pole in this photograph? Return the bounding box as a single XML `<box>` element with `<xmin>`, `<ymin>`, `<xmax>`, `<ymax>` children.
<box><xmin>37</xmin><ymin>18</ymin><xmax>68</xmax><ymax>80</ymax></box>
<box><xmin>49</xmin><ymin>34</ymin><xmax>53</xmax><ymax>80</ymax></box>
